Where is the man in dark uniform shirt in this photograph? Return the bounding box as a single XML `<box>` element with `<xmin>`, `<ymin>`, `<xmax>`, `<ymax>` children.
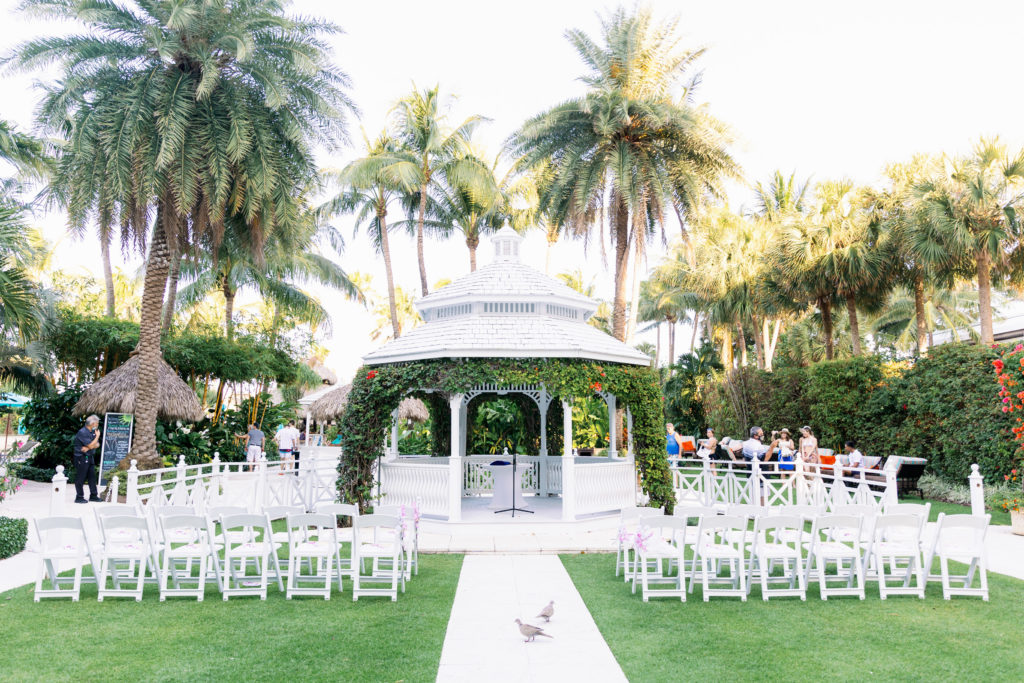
<box><xmin>73</xmin><ymin>415</ymin><xmax>102</xmax><ymax>503</ymax></box>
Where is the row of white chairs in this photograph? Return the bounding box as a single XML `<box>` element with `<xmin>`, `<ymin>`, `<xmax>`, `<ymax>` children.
<box><xmin>33</xmin><ymin>501</ymin><xmax>420</xmax><ymax>603</ymax></box>
<box><xmin>616</xmin><ymin>503</ymin><xmax>990</xmax><ymax>603</ymax></box>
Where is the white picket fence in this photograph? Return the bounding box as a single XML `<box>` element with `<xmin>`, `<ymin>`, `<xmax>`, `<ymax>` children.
<box><xmin>671</xmin><ymin>457</ymin><xmax>897</xmax><ymax>511</ymax></box>
<box><xmin>124</xmin><ymin>448</ymin><xmax>342</xmax><ymax>513</ymax></box>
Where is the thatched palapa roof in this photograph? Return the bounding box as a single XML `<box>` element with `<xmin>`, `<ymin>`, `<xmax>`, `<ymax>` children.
<box><xmin>309</xmin><ymin>383</ymin><xmax>429</xmax><ymax>423</ymax></box>
<box><xmin>73</xmin><ymin>354</ymin><xmax>204</xmax><ymax>422</ymax></box>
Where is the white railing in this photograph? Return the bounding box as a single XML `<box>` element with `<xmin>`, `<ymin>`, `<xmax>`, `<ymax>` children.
<box><xmin>126</xmin><ymin>448</ymin><xmax>342</xmax><ymax>513</ymax></box>
<box><xmin>463</xmin><ymin>455</ymin><xmax>543</xmax><ymax>495</ymax></box>
<box><xmin>576</xmin><ymin>460</ymin><xmax>634</xmax><ymax>515</ymax></box>
<box><xmin>379</xmin><ymin>460</ymin><xmax>449</xmax><ymax>517</ymax></box>
<box><xmin>671</xmin><ymin>457</ymin><xmax>896</xmax><ymax>511</ymax></box>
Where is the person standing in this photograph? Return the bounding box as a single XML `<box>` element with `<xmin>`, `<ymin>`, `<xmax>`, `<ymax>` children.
<box><xmin>665</xmin><ymin>423</ymin><xmax>683</xmax><ymax>461</ymax></box>
<box><xmin>72</xmin><ymin>415</ymin><xmax>102</xmax><ymax>503</ymax></box>
<box><xmin>274</xmin><ymin>420</ymin><xmax>301</xmax><ymax>473</ymax></box>
<box><xmin>244</xmin><ymin>423</ymin><xmax>265</xmax><ymax>472</ymax></box>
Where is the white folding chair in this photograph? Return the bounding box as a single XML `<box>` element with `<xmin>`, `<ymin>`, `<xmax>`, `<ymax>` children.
<box><xmin>265</xmin><ymin>505</ymin><xmax>304</xmax><ymax>572</ymax></box>
<box><xmin>749</xmin><ymin>514</ymin><xmax>807</xmax><ymax>601</ymax></box>
<box><xmin>158</xmin><ymin>514</ymin><xmax>214</xmax><ymax>602</ymax></box>
<box><xmin>285</xmin><ymin>513</ymin><xmax>338</xmax><ymax>600</ymax></box>
<box><xmin>352</xmin><ymin>514</ymin><xmax>404</xmax><ymax>602</ymax></box>
<box><xmin>634</xmin><ymin>518</ymin><xmax>688</xmax><ymax>602</ymax></box>
<box><xmin>33</xmin><ymin>517</ymin><xmax>95</xmax><ymax>602</ymax></box>
<box><xmin>872</xmin><ymin>513</ymin><xmax>926</xmax><ymax>599</ymax></box>
<box><xmin>617</xmin><ymin>507</ymin><xmax>665</xmax><ymax>582</ymax></box>
<box><xmin>805</xmin><ymin>514</ymin><xmax>865</xmax><ymax>600</ymax></box>
<box><xmin>219</xmin><ymin>513</ymin><xmax>279</xmax><ymax>601</ymax></box>
<box><xmin>376</xmin><ymin>504</ymin><xmax>422</xmax><ymax>580</ymax></box>
<box><xmin>317</xmin><ymin>503</ymin><xmax>359</xmax><ymax>588</ymax></box>
<box><xmin>96</xmin><ymin>516</ymin><xmax>152</xmax><ymax>602</ymax></box>
<box><xmin>670</xmin><ymin>505</ymin><xmax>717</xmax><ymax>576</ymax></box>
<box><xmin>689</xmin><ymin>514</ymin><xmax>748</xmax><ymax>601</ymax></box>
<box><xmin>924</xmin><ymin>513</ymin><xmax>990</xmax><ymax>600</ymax></box>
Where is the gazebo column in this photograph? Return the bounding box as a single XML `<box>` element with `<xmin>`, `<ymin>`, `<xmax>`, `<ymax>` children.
<box><xmin>459</xmin><ymin>401</ymin><xmax>468</xmax><ymax>457</ymax></box>
<box><xmin>538</xmin><ymin>389</ymin><xmax>550</xmax><ymax>496</ymax></box>
<box><xmin>561</xmin><ymin>397</ymin><xmax>576</xmax><ymax>521</ymax></box>
<box><xmin>448</xmin><ymin>393</ymin><xmax>465</xmax><ymax>521</ymax></box>
<box><xmin>606</xmin><ymin>394</ymin><xmax>618</xmax><ymax>459</ymax></box>
<box><xmin>388</xmin><ymin>409</ymin><xmax>399</xmax><ymax>462</ymax></box>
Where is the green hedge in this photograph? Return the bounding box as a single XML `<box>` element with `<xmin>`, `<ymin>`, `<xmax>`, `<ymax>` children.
<box><xmin>9</xmin><ymin>463</ymin><xmax>56</xmax><ymax>483</ymax></box>
<box><xmin>0</xmin><ymin>516</ymin><xmax>28</xmax><ymax>559</ymax></box>
<box><xmin>699</xmin><ymin>345</ymin><xmax>1016</xmax><ymax>484</ymax></box>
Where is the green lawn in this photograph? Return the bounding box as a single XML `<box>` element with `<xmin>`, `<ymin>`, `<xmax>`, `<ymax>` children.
<box><xmin>901</xmin><ymin>496</ymin><xmax>1011</xmax><ymax>525</ymax></box>
<box><xmin>0</xmin><ymin>554</ymin><xmax>462</xmax><ymax>682</ymax></box>
<box><xmin>562</xmin><ymin>553</ymin><xmax>1024</xmax><ymax>682</ymax></box>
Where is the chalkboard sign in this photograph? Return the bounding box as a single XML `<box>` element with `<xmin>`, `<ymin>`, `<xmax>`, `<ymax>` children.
<box><xmin>100</xmin><ymin>413</ymin><xmax>134</xmax><ymax>485</ymax></box>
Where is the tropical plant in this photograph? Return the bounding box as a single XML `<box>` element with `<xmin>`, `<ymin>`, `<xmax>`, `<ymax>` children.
<box><xmin>556</xmin><ymin>269</ymin><xmax>611</xmax><ymax>334</ymax></box>
<box><xmin>10</xmin><ymin>0</ymin><xmax>354</xmax><ymax>467</ymax></box>
<box><xmin>916</xmin><ymin>138</ymin><xmax>1024</xmax><ymax>344</ymax></box>
<box><xmin>511</xmin><ymin>6</ymin><xmax>739</xmax><ymax>342</ymax></box>
<box><xmin>870</xmin><ymin>283</ymin><xmax>981</xmax><ymax>352</ymax></box>
<box><xmin>388</xmin><ymin>85</ymin><xmax>492</xmax><ymax>295</ymax></box>
<box><xmin>321</xmin><ymin>131</ymin><xmax>413</xmax><ymax>339</ymax></box>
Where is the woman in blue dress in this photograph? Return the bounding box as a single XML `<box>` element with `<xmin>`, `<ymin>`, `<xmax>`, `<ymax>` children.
<box><xmin>665</xmin><ymin>423</ymin><xmax>682</xmax><ymax>459</ymax></box>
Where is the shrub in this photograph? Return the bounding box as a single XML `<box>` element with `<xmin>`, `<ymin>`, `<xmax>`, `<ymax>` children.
<box><xmin>0</xmin><ymin>516</ymin><xmax>28</xmax><ymax>559</ymax></box>
<box><xmin>8</xmin><ymin>463</ymin><xmax>54</xmax><ymax>482</ymax></box>
<box><xmin>696</xmin><ymin>345</ymin><xmax>1017</xmax><ymax>485</ymax></box>
<box><xmin>21</xmin><ymin>385</ymin><xmax>85</xmax><ymax>471</ymax></box>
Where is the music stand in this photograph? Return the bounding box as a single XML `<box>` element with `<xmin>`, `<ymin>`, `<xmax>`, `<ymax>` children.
<box><xmin>495</xmin><ymin>450</ymin><xmax>533</xmax><ymax>517</ymax></box>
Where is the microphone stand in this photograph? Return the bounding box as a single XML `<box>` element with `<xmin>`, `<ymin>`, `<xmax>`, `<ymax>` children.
<box><xmin>495</xmin><ymin>449</ymin><xmax>533</xmax><ymax>517</ymax></box>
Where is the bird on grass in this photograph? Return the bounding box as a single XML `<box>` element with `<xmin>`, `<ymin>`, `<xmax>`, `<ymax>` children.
<box><xmin>515</xmin><ymin>619</ymin><xmax>553</xmax><ymax>642</ymax></box>
<box><xmin>537</xmin><ymin>600</ymin><xmax>554</xmax><ymax>622</ymax></box>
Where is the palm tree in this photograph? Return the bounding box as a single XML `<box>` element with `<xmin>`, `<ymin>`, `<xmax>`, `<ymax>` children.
<box><xmin>916</xmin><ymin>138</ymin><xmax>1024</xmax><ymax>344</ymax></box>
<box><xmin>511</xmin><ymin>6</ymin><xmax>739</xmax><ymax>342</ymax></box>
<box><xmin>753</xmin><ymin>170</ymin><xmax>809</xmax><ymax>221</ymax></box>
<box><xmin>556</xmin><ymin>269</ymin><xmax>612</xmax><ymax>334</ymax></box>
<box><xmin>424</xmin><ymin>151</ymin><xmax>502</xmax><ymax>271</ymax></box>
<box><xmin>320</xmin><ymin>131</ymin><xmax>415</xmax><ymax>339</ymax></box>
<box><xmin>869</xmin><ymin>156</ymin><xmax>951</xmax><ymax>355</ymax></box>
<box><xmin>176</xmin><ymin>213</ymin><xmax>360</xmax><ymax>341</ymax></box>
<box><xmin>388</xmin><ymin>86</ymin><xmax>492</xmax><ymax>295</ymax></box>
<box><xmin>870</xmin><ymin>283</ymin><xmax>983</xmax><ymax>351</ymax></box>
<box><xmin>11</xmin><ymin>0</ymin><xmax>353</xmax><ymax>466</ymax></box>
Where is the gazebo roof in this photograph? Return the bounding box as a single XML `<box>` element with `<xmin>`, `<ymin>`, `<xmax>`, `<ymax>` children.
<box><xmin>364</xmin><ymin>227</ymin><xmax>650</xmax><ymax>367</ymax></box>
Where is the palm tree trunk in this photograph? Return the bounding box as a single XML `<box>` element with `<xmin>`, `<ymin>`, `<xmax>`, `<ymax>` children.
<box><xmin>100</xmin><ymin>222</ymin><xmax>115</xmax><ymax>318</ymax></box>
<box><xmin>416</xmin><ymin>185</ymin><xmax>430</xmax><ymax>296</ymax></box>
<box><xmin>976</xmin><ymin>247</ymin><xmax>994</xmax><ymax>344</ymax></box>
<box><xmin>162</xmin><ymin>252</ymin><xmax>180</xmax><ymax>333</ymax></box>
<box><xmin>913</xmin><ymin>271</ymin><xmax>928</xmax><ymax>356</ymax></box>
<box><xmin>753</xmin><ymin>315</ymin><xmax>765</xmax><ymax>369</ymax></box>
<box><xmin>820</xmin><ymin>297</ymin><xmax>834</xmax><ymax>361</ymax></box>
<box><xmin>378</xmin><ymin>210</ymin><xmax>401</xmax><ymax>340</ymax></box>
<box><xmin>655</xmin><ymin>322</ymin><xmax>661</xmax><ymax>368</ymax></box>
<box><xmin>467</xmin><ymin>234</ymin><xmax>478</xmax><ymax>272</ymax></box>
<box><xmin>667</xmin><ymin>316</ymin><xmax>676</xmax><ymax>368</ymax></box>
<box><xmin>611</xmin><ymin>198</ymin><xmax>630</xmax><ymax>342</ymax></box>
<box><xmin>721</xmin><ymin>325</ymin><xmax>733</xmax><ymax>368</ymax></box>
<box><xmin>737</xmin><ymin>322</ymin><xmax>748</xmax><ymax>366</ymax></box>
<box><xmin>690</xmin><ymin>311</ymin><xmax>700</xmax><ymax>353</ymax></box>
<box><xmin>223</xmin><ymin>283</ymin><xmax>235</xmax><ymax>341</ymax></box>
<box><xmin>846</xmin><ymin>294</ymin><xmax>861</xmax><ymax>356</ymax></box>
<box><xmin>766</xmin><ymin>319</ymin><xmax>781</xmax><ymax>371</ymax></box>
<box><xmin>130</xmin><ymin>203</ymin><xmax>172</xmax><ymax>469</ymax></box>
<box><xmin>626</xmin><ymin>237</ymin><xmax>642</xmax><ymax>343</ymax></box>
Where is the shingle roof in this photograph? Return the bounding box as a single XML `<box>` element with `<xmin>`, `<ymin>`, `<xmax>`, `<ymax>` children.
<box><xmin>416</xmin><ymin>261</ymin><xmax>595</xmax><ymax>314</ymax></box>
<box><xmin>363</xmin><ymin>314</ymin><xmax>651</xmax><ymax>366</ymax></box>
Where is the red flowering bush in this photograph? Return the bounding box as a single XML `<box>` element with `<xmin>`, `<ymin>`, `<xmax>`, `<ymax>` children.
<box><xmin>992</xmin><ymin>344</ymin><xmax>1024</xmax><ymax>507</ymax></box>
<box><xmin>366</xmin><ymin>370</ymin><xmax>378</xmax><ymax>380</ymax></box>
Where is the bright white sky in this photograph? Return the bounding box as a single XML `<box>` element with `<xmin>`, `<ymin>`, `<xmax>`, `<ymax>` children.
<box><xmin>2</xmin><ymin>0</ymin><xmax>1023</xmax><ymax>382</ymax></box>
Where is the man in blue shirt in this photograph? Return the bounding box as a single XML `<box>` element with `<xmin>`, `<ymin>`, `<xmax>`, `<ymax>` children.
<box><xmin>72</xmin><ymin>415</ymin><xmax>102</xmax><ymax>503</ymax></box>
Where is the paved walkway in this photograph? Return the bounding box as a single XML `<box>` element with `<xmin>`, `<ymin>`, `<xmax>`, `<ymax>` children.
<box><xmin>436</xmin><ymin>555</ymin><xmax>626</xmax><ymax>683</ymax></box>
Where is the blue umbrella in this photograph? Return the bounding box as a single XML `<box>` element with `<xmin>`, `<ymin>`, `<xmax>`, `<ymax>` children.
<box><xmin>0</xmin><ymin>392</ymin><xmax>29</xmax><ymax>408</ymax></box>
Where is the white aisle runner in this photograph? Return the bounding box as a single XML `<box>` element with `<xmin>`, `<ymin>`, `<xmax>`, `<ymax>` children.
<box><xmin>436</xmin><ymin>554</ymin><xmax>627</xmax><ymax>683</ymax></box>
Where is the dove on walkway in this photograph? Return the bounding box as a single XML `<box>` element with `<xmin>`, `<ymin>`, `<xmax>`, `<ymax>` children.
<box><xmin>515</xmin><ymin>618</ymin><xmax>554</xmax><ymax>642</ymax></box>
<box><xmin>537</xmin><ymin>600</ymin><xmax>554</xmax><ymax>622</ymax></box>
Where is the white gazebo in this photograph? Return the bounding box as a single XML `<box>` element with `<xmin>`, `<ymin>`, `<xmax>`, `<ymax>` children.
<box><xmin>368</xmin><ymin>227</ymin><xmax>650</xmax><ymax>522</ymax></box>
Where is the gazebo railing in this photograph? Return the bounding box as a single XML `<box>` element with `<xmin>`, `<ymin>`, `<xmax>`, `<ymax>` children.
<box><xmin>379</xmin><ymin>460</ymin><xmax>450</xmax><ymax>517</ymax></box>
<box><xmin>125</xmin><ymin>449</ymin><xmax>342</xmax><ymax>512</ymax></box>
<box><xmin>670</xmin><ymin>457</ymin><xmax>896</xmax><ymax>511</ymax></box>
<box><xmin>575</xmin><ymin>459</ymin><xmax>634</xmax><ymax>515</ymax></box>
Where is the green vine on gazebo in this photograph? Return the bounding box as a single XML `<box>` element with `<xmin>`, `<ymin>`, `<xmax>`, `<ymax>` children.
<box><xmin>337</xmin><ymin>358</ymin><xmax>674</xmax><ymax>512</ymax></box>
